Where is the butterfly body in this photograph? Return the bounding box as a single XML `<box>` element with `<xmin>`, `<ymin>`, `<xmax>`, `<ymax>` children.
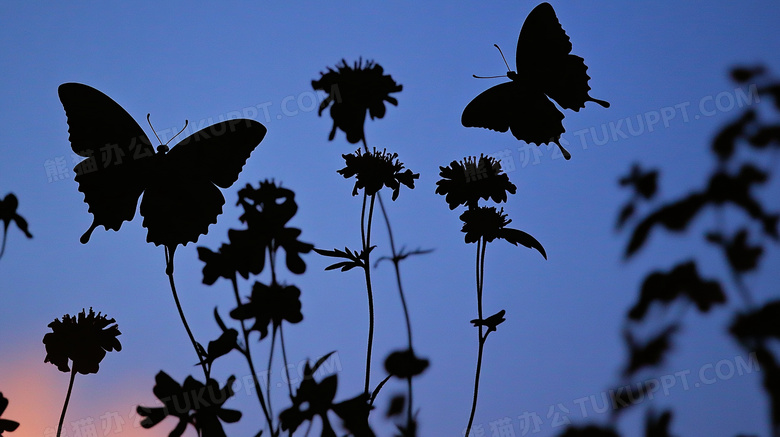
<box><xmin>462</xmin><ymin>2</ymin><xmax>609</xmax><ymax>160</ymax></box>
<box><xmin>59</xmin><ymin>83</ymin><xmax>266</xmax><ymax>248</ymax></box>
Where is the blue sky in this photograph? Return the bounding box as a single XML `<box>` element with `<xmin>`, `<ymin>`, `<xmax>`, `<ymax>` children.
<box><xmin>2</xmin><ymin>1</ymin><xmax>780</xmax><ymax>436</ymax></box>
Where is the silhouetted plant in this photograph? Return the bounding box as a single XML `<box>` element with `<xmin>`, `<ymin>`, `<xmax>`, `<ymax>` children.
<box><xmin>0</xmin><ymin>193</ymin><xmax>32</xmax><ymax>261</ymax></box>
<box><xmin>317</xmin><ymin>147</ymin><xmax>419</xmax><ymax>405</ymax></box>
<box><xmin>198</xmin><ymin>179</ymin><xmax>314</xmax><ymax>436</ymax></box>
<box><xmin>137</xmin><ymin>371</ymin><xmax>240</xmax><ymax>437</ymax></box>
<box><xmin>43</xmin><ymin>308</ymin><xmax>121</xmax><ymax>437</ymax></box>
<box><xmin>313</xmin><ymin>59</ymin><xmax>429</xmax><ymax>433</ymax></box>
<box><xmin>0</xmin><ymin>393</ymin><xmax>19</xmax><ymax>436</ymax></box>
<box><xmin>59</xmin><ymin>83</ymin><xmax>267</xmax><ymax>382</ymax></box>
<box><xmin>557</xmin><ymin>65</ymin><xmax>779</xmax><ymax>437</ymax></box>
<box><xmin>436</xmin><ymin>155</ymin><xmax>545</xmax><ymax>437</ymax></box>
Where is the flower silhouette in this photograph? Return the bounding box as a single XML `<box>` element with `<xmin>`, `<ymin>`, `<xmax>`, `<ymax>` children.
<box><xmin>0</xmin><ymin>393</ymin><xmax>19</xmax><ymax>435</ymax></box>
<box><xmin>312</xmin><ymin>58</ymin><xmax>402</xmax><ymax>144</ymax></box>
<box><xmin>42</xmin><ymin>308</ymin><xmax>121</xmax><ymax>375</ymax></box>
<box><xmin>384</xmin><ymin>349</ymin><xmax>429</xmax><ymax>379</ymax></box>
<box><xmin>338</xmin><ymin>148</ymin><xmax>419</xmax><ymax>200</ymax></box>
<box><xmin>435</xmin><ymin>155</ymin><xmax>517</xmax><ymax>210</ymax></box>
<box><xmin>280</xmin><ymin>361</ymin><xmax>375</xmax><ymax>437</ymax></box>
<box><xmin>229</xmin><ymin>281</ymin><xmax>303</xmax><ymax>340</ymax></box>
<box><xmin>459</xmin><ymin>207</ymin><xmax>546</xmax><ymax>258</ymax></box>
<box><xmin>197</xmin><ymin>243</ymin><xmax>244</xmax><ymax>285</ymax></box>
<box><xmin>198</xmin><ymin>180</ymin><xmax>314</xmax><ymax>282</ymax></box>
<box><xmin>137</xmin><ymin>371</ymin><xmax>240</xmax><ymax>437</ymax></box>
<box><xmin>619</xmin><ymin>164</ymin><xmax>658</xmax><ymax>200</ymax></box>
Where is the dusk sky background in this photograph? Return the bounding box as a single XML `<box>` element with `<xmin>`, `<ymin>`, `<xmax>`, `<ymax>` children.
<box><xmin>2</xmin><ymin>2</ymin><xmax>780</xmax><ymax>436</ymax></box>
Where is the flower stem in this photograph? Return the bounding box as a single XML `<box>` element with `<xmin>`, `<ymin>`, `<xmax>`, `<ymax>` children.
<box><xmin>267</xmin><ymin>329</ymin><xmax>276</xmax><ymax>420</ymax></box>
<box><xmin>164</xmin><ymin>246</ymin><xmax>209</xmax><ymax>380</ymax></box>
<box><xmin>361</xmin><ymin>192</ymin><xmax>377</xmax><ymax>396</ymax></box>
<box><xmin>279</xmin><ymin>323</ymin><xmax>295</xmax><ymax>399</ymax></box>
<box><xmin>57</xmin><ymin>367</ymin><xmax>77</xmax><ymax>437</ymax></box>
<box><xmin>231</xmin><ymin>276</ymin><xmax>276</xmax><ymax>435</ymax></box>
<box><xmin>465</xmin><ymin>239</ymin><xmax>488</xmax><ymax>437</ymax></box>
<box><xmin>0</xmin><ymin>230</ymin><xmax>7</xmax><ymax>261</ymax></box>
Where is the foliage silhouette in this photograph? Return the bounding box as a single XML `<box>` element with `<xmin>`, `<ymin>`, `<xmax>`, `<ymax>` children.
<box><xmin>461</xmin><ymin>2</ymin><xmax>609</xmax><ymax>160</ymax></box>
<box><xmin>0</xmin><ymin>393</ymin><xmax>19</xmax><ymax>435</ymax></box>
<box><xmin>556</xmin><ymin>65</ymin><xmax>780</xmax><ymax>437</ymax></box>
<box><xmin>280</xmin><ymin>357</ymin><xmax>375</xmax><ymax>437</ymax></box>
<box><xmin>137</xmin><ymin>371</ymin><xmax>241</xmax><ymax>437</ymax></box>
<box><xmin>616</xmin><ymin>164</ymin><xmax>658</xmax><ymax>229</ymax></box>
<box><xmin>0</xmin><ymin>193</ymin><xmax>32</xmax><ymax>261</ymax></box>
<box><xmin>197</xmin><ymin>180</ymin><xmax>318</xmax><ymax>436</ymax></box>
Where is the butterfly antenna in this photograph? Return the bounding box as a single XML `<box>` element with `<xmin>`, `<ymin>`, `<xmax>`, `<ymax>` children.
<box><xmin>493</xmin><ymin>44</ymin><xmax>512</xmax><ymax>72</ymax></box>
<box><xmin>147</xmin><ymin>114</ymin><xmax>163</xmax><ymax>145</ymax></box>
<box><xmin>166</xmin><ymin>120</ymin><xmax>189</xmax><ymax>146</ymax></box>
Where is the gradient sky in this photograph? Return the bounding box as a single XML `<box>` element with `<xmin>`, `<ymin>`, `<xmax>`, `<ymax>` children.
<box><xmin>2</xmin><ymin>2</ymin><xmax>780</xmax><ymax>436</ymax></box>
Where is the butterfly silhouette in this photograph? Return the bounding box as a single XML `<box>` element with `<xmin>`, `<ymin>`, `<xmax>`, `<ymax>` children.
<box><xmin>59</xmin><ymin>83</ymin><xmax>266</xmax><ymax>249</ymax></box>
<box><xmin>461</xmin><ymin>2</ymin><xmax>609</xmax><ymax>160</ymax></box>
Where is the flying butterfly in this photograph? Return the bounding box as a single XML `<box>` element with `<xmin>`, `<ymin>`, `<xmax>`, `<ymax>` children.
<box><xmin>461</xmin><ymin>2</ymin><xmax>609</xmax><ymax>160</ymax></box>
<box><xmin>58</xmin><ymin>83</ymin><xmax>266</xmax><ymax>250</ymax></box>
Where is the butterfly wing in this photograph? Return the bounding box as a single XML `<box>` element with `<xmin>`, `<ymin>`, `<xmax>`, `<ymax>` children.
<box><xmin>517</xmin><ymin>2</ymin><xmax>609</xmax><ymax>111</ymax></box>
<box><xmin>140</xmin><ymin>119</ymin><xmax>266</xmax><ymax>248</ymax></box>
<box><xmin>58</xmin><ymin>83</ymin><xmax>156</xmax><ymax>243</ymax></box>
<box><xmin>462</xmin><ymin>82</ymin><xmax>565</xmax><ymax>146</ymax></box>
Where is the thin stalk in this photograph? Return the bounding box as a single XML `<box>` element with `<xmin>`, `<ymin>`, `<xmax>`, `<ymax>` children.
<box><xmin>165</xmin><ymin>246</ymin><xmax>209</xmax><ymax>380</ymax></box>
<box><xmin>0</xmin><ymin>230</ymin><xmax>7</xmax><ymax>261</ymax></box>
<box><xmin>269</xmin><ymin>245</ymin><xmax>278</xmax><ymax>285</ymax></box>
<box><xmin>279</xmin><ymin>323</ymin><xmax>295</xmax><ymax>399</ymax></box>
<box><xmin>361</xmin><ymin>193</ymin><xmax>377</xmax><ymax>396</ymax></box>
<box><xmin>361</xmin><ymin>137</ymin><xmax>416</xmax><ymax>424</ymax></box>
<box><xmin>465</xmin><ymin>239</ymin><xmax>488</xmax><ymax>437</ymax></box>
<box><xmin>56</xmin><ymin>367</ymin><xmax>77</xmax><ymax>437</ymax></box>
<box><xmin>267</xmin><ymin>330</ymin><xmax>277</xmax><ymax>420</ymax></box>
<box><xmin>230</xmin><ymin>276</ymin><xmax>275</xmax><ymax>434</ymax></box>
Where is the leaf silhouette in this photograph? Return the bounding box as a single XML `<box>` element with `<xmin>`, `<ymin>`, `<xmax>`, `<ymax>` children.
<box><xmin>619</xmin><ymin>164</ymin><xmax>658</xmax><ymax>200</ymax></box>
<box><xmin>712</xmin><ymin>110</ymin><xmax>755</xmax><ymax>161</ymax></box>
<box><xmin>623</xmin><ymin>325</ymin><xmax>678</xmax><ymax>377</ymax></box>
<box><xmin>384</xmin><ymin>349</ymin><xmax>429</xmax><ymax>379</ymax></box>
<box><xmin>626</xmin><ymin>194</ymin><xmax>708</xmax><ymax>257</ymax></box>
<box><xmin>644</xmin><ymin>409</ymin><xmax>675</xmax><ymax>437</ymax></box>
<box><xmin>628</xmin><ymin>261</ymin><xmax>725</xmax><ymax>321</ymax></box>
<box><xmin>705</xmin><ymin>228</ymin><xmax>763</xmax><ymax>273</ymax></box>
<box><xmin>616</xmin><ymin>202</ymin><xmax>636</xmax><ymax>230</ymax></box>
<box><xmin>0</xmin><ymin>393</ymin><xmax>20</xmax><ymax>434</ymax></box>
<box><xmin>730</xmin><ymin>300</ymin><xmax>780</xmax><ymax>343</ymax></box>
<box><xmin>314</xmin><ymin>247</ymin><xmax>373</xmax><ymax>271</ymax></box>
<box><xmin>470</xmin><ymin>309</ymin><xmax>507</xmax><ymax>335</ymax></box>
